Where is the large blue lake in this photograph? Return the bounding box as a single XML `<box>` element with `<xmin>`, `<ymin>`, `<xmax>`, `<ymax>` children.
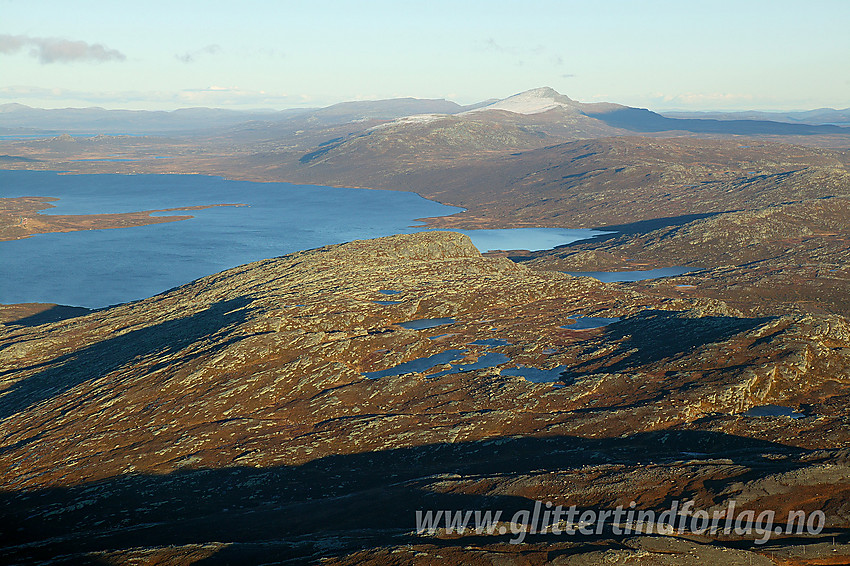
<box><xmin>1</xmin><ymin>170</ymin><xmax>608</xmax><ymax>307</ymax></box>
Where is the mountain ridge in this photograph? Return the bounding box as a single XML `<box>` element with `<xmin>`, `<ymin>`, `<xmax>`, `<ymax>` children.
<box><xmin>3</xmin><ymin>87</ymin><xmax>849</xmax><ymax>138</ymax></box>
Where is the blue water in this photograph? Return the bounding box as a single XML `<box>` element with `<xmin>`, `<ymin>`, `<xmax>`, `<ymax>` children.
<box><xmin>430</xmin><ymin>352</ymin><xmax>510</xmax><ymax>378</ymax></box>
<box><xmin>364</xmin><ymin>350</ymin><xmax>511</xmax><ymax>380</ymax></box>
<box><xmin>564</xmin><ymin>266</ymin><xmax>701</xmax><ymax>282</ymax></box>
<box><xmin>428</xmin><ymin>333</ymin><xmax>457</xmax><ymax>341</ymax></box>
<box><xmin>447</xmin><ymin>227</ymin><xmax>612</xmax><ymax>252</ymax></box>
<box><xmin>362</xmin><ymin>338</ymin><xmax>567</xmax><ymax>384</ymax></box>
<box><xmin>502</xmin><ymin>365</ymin><xmax>568</xmax><ymax>383</ymax></box>
<box><xmin>71</xmin><ymin>158</ymin><xmax>141</xmax><ymax>162</ymax></box>
<box><xmin>469</xmin><ymin>338</ymin><xmax>510</xmax><ymax>346</ymax></box>
<box><xmin>742</xmin><ymin>405</ymin><xmax>806</xmax><ymax>419</ymax></box>
<box><xmin>363</xmin><ymin>349</ymin><xmax>466</xmax><ymax>379</ymax></box>
<box><xmin>397</xmin><ymin>318</ymin><xmax>456</xmax><ymax>330</ymax></box>
<box><xmin>0</xmin><ymin>170</ymin><xmax>608</xmax><ymax>307</ymax></box>
<box><xmin>561</xmin><ymin>317</ymin><xmax>620</xmax><ymax>330</ymax></box>
<box><xmin>0</xmin><ymin>135</ymin><xmax>55</xmax><ymax>140</ymax></box>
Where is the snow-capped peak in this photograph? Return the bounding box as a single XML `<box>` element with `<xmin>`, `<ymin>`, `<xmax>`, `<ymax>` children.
<box><xmin>465</xmin><ymin>87</ymin><xmax>576</xmax><ymax>115</ymax></box>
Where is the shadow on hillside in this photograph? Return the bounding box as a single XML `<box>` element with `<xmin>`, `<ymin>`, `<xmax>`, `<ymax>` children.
<box><xmin>552</xmin><ymin>211</ymin><xmax>729</xmax><ymax>247</ymax></box>
<box><xmin>507</xmin><ymin>213</ymin><xmax>730</xmax><ymax>261</ymax></box>
<box><xmin>585</xmin><ymin>107</ymin><xmax>848</xmax><ymax>136</ymax></box>
<box><xmin>0</xmin><ymin>430</ymin><xmax>808</xmax><ymax>564</ymax></box>
<box><xmin>562</xmin><ymin>310</ymin><xmax>774</xmax><ymax>378</ymax></box>
<box><xmin>6</xmin><ymin>304</ymin><xmax>93</xmax><ymax>327</ymax></box>
<box><xmin>592</xmin><ymin>212</ymin><xmax>725</xmax><ymax>236</ymax></box>
<box><xmin>0</xmin><ymin>297</ymin><xmax>252</xmax><ymax>421</ymax></box>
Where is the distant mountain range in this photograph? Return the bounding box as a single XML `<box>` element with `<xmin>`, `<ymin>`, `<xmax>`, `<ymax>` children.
<box><xmin>0</xmin><ymin>98</ymin><xmax>488</xmax><ymax>136</ymax></box>
<box><xmin>2</xmin><ymin>88</ymin><xmax>848</xmax><ymax>137</ymax></box>
<box><xmin>662</xmin><ymin>108</ymin><xmax>850</xmax><ymax>126</ymax></box>
<box><xmin>240</xmin><ymin>88</ymin><xmax>849</xmax><ymax>178</ymax></box>
<box><xmin>462</xmin><ymin>87</ymin><xmax>848</xmax><ymax>135</ymax></box>
<box><xmin>0</xmin><ymin>104</ymin><xmax>311</xmax><ymax>135</ymax></box>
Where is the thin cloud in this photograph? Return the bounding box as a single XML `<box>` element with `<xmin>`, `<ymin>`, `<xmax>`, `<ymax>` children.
<box><xmin>659</xmin><ymin>92</ymin><xmax>756</xmax><ymax>105</ymax></box>
<box><xmin>175</xmin><ymin>44</ymin><xmax>221</xmax><ymax>63</ymax></box>
<box><xmin>0</xmin><ymin>34</ymin><xmax>125</xmax><ymax>64</ymax></box>
<box><xmin>484</xmin><ymin>38</ymin><xmax>508</xmax><ymax>53</ymax></box>
<box><xmin>0</xmin><ymin>85</ymin><xmax>302</xmax><ymax>109</ymax></box>
<box><xmin>481</xmin><ymin>38</ymin><xmax>567</xmax><ymax>70</ymax></box>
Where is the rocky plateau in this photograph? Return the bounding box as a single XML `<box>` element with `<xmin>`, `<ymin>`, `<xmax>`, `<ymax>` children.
<box><xmin>1</xmin><ymin>232</ymin><xmax>849</xmax><ymax>564</ymax></box>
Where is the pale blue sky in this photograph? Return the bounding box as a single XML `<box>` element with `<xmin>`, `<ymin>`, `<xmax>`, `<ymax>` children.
<box><xmin>1</xmin><ymin>0</ymin><xmax>848</xmax><ymax>111</ymax></box>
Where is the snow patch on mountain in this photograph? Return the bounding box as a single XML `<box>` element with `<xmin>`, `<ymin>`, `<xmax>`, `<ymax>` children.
<box><xmin>368</xmin><ymin>113</ymin><xmax>449</xmax><ymax>130</ymax></box>
<box><xmin>465</xmin><ymin>87</ymin><xmax>577</xmax><ymax>115</ymax></box>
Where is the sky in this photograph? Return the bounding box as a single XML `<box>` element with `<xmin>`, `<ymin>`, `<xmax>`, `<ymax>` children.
<box><xmin>1</xmin><ymin>0</ymin><xmax>848</xmax><ymax>112</ymax></box>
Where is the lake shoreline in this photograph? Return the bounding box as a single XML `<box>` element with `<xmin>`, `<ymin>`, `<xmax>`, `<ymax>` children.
<box><xmin>0</xmin><ymin>195</ymin><xmax>246</xmax><ymax>241</ymax></box>
<box><xmin>0</xmin><ymin>170</ymin><xmax>609</xmax><ymax>308</ymax></box>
